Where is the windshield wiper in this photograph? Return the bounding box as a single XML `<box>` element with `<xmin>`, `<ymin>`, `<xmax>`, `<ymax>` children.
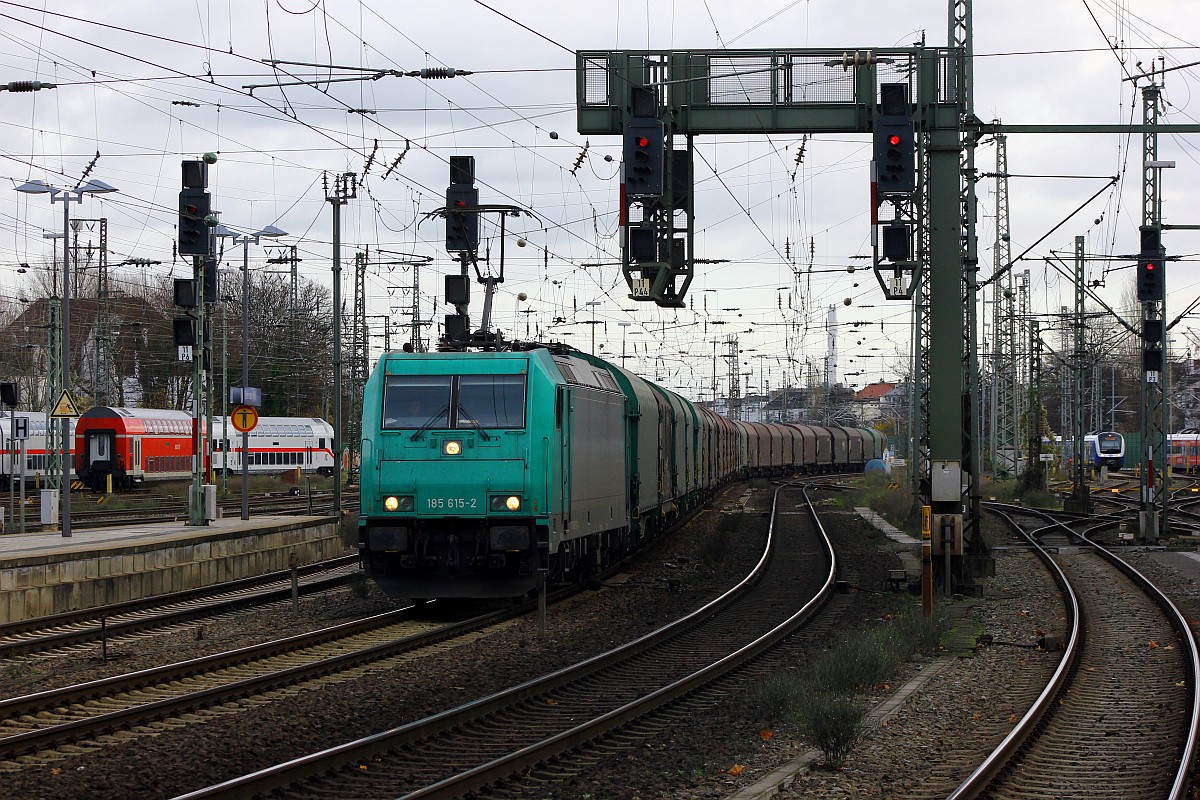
<box><xmin>409</xmin><ymin>403</ymin><xmax>450</xmax><ymax>441</ymax></box>
<box><xmin>455</xmin><ymin>404</ymin><xmax>492</xmax><ymax>440</ymax></box>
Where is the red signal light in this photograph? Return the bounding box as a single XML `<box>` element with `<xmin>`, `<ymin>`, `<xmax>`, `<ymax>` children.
<box><xmin>635</xmin><ymin>136</ymin><xmax>650</xmax><ymax>148</ymax></box>
<box><xmin>1144</xmin><ymin>261</ymin><xmax>1155</xmax><ymax>270</ymax></box>
<box><xmin>887</xmin><ymin>134</ymin><xmax>902</xmax><ymax>146</ymax></box>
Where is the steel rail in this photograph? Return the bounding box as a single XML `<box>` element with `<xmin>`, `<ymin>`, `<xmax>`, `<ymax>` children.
<box><xmin>1078</xmin><ymin>525</ymin><xmax>1200</xmax><ymax>800</ymax></box>
<box><xmin>0</xmin><ymin>523</ymin><xmax>660</xmax><ymax>758</ymax></box>
<box><xmin>0</xmin><ymin>554</ymin><xmax>359</xmax><ymax>658</ymax></box>
<box><xmin>0</xmin><ymin>604</ymin><xmax>414</xmax><ymax>730</ymax></box>
<box><xmin>948</xmin><ymin>504</ymin><xmax>1200</xmax><ymax>800</ymax></box>
<box><xmin>170</xmin><ymin>479</ymin><xmax>838</xmax><ymax>800</ymax></box>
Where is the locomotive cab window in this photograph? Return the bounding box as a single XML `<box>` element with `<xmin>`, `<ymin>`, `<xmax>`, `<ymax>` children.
<box><xmin>457</xmin><ymin>375</ymin><xmax>525</xmax><ymax>428</ymax></box>
<box><xmin>383</xmin><ymin>374</ymin><xmax>526</xmax><ymax>430</ymax></box>
<box><xmin>383</xmin><ymin>376</ymin><xmax>452</xmax><ymax>429</ymax></box>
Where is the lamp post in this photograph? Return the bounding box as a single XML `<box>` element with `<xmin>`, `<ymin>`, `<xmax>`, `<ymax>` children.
<box><xmin>16</xmin><ymin>178</ymin><xmax>117</xmax><ymax>537</ymax></box>
<box><xmin>586</xmin><ymin>300</ymin><xmax>601</xmax><ymax>354</ymax></box>
<box><xmin>755</xmin><ymin>354</ymin><xmax>770</xmax><ymax>422</ymax></box>
<box><xmin>619</xmin><ymin>322</ymin><xmax>632</xmax><ymax>364</ymax></box>
<box><xmin>214</xmin><ymin>224</ymin><xmax>287</xmax><ymax>521</ymax></box>
<box><xmin>216</xmin><ymin>268</ymin><xmax>239</xmax><ymax>498</ymax></box>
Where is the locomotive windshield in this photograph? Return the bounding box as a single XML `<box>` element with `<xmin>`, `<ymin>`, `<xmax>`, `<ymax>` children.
<box><xmin>1098</xmin><ymin>433</ymin><xmax>1121</xmax><ymax>453</ymax></box>
<box><xmin>457</xmin><ymin>375</ymin><xmax>525</xmax><ymax>428</ymax></box>
<box><xmin>383</xmin><ymin>374</ymin><xmax>526</xmax><ymax>430</ymax></box>
<box><xmin>383</xmin><ymin>376</ymin><xmax>452</xmax><ymax>429</ymax></box>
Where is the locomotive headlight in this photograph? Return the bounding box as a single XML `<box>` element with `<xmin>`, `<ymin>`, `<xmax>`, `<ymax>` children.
<box><xmin>383</xmin><ymin>495</ymin><xmax>414</xmax><ymax>512</ymax></box>
<box><xmin>489</xmin><ymin>494</ymin><xmax>522</xmax><ymax>512</ymax></box>
<box><xmin>443</xmin><ymin>440</ymin><xmax>462</xmax><ymax>456</ymax></box>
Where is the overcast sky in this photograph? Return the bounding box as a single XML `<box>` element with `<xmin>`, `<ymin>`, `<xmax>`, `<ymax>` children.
<box><xmin>2</xmin><ymin>0</ymin><xmax>1198</xmax><ymax>402</ymax></box>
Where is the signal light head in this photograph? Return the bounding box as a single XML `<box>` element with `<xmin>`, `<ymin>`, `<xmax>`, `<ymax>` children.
<box><xmin>888</xmin><ymin>134</ymin><xmax>902</xmax><ymax>146</ymax></box>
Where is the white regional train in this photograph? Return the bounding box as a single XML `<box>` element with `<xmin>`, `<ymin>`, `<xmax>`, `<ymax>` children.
<box><xmin>0</xmin><ymin>412</ymin><xmax>75</xmax><ymax>489</ymax></box>
<box><xmin>0</xmin><ymin>409</ymin><xmax>335</xmax><ymax>490</ymax></box>
<box><xmin>211</xmin><ymin>415</ymin><xmax>336</xmax><ymax>478</ymax></box>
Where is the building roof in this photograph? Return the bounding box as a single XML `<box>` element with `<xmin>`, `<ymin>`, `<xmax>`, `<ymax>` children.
<box><xmin>854</xmin><ymin>381</ymin><xmax>898</xmax><ymax>402</ymax></box>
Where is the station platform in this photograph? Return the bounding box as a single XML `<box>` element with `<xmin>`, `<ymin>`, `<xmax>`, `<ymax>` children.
<box><xmin>0</xmin><ymin>514</ymin><xmax>347</xmax><ymax>623</ymax></box>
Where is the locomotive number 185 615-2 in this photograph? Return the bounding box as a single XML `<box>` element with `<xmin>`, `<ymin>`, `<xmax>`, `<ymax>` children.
<box><xmin>425</xmin><ymin>497</ymin><xmax>478</xmax><ymax>510</ymax></box>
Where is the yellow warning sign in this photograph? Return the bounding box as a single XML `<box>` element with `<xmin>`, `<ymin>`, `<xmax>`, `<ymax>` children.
<box><xmin>50</xmin><ymin>390</ymin><xmax>80</xmax><ymax>418</ymax></box>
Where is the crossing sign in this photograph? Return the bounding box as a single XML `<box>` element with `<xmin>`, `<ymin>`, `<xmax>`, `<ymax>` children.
<box><xmin>231</xmin><ymin>405</ymin><xmax>259</xmax><ymax>433</ymax></box>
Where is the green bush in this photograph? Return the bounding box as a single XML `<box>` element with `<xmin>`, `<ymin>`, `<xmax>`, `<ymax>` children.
<box><xmin>844</xmin><ymin>472</ymin><xmax>918</xmax><ymax>532</ymax></box>
<box><xmin>800</xmin><ymin>608</ymin><xmax>949</xmax><ymax>695</ymax></box>
<box><xmin>751</xmin><ymin>606</ymin><xmax>950</xmax><ymax>768</ymax></box>
<box><xmin>747</xmin><ymin>670</ymin><xmax>809</xmax><ymax>722</ymax></box>
<box><xmin>981</xmin><ymin>476</ymin><xmax>1060</xmax><ymax>510</ymax></box>
<box><xmin>890</xmin><ymin>608</ymin><xmax>949</xmax><ymax>651</ymax></box>
<box><xmin>792</xmin><ymin>690</ymin><xmax>868</xmax><ymax>769</ymax></box>
<box><xmin>808</xmin><ymin>626</ymin><xmax>905</xmax><ymax>692</ymax></box>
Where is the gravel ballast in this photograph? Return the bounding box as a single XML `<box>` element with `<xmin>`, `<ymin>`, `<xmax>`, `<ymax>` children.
<box><xmin>1</xmin><ymin>485</ymin><xmax>1191</xmax><ymax>799</ymax></box>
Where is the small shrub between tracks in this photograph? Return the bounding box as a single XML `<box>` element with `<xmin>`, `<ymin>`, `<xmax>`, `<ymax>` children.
<box><xmin>792</xmin><ymin>690</ymin><xmax>868</xmax><ymax>769</ymax></box>
<box><xmin>751</xmin><ymin>605</ymin><xmax>950</xmax><ymax>768</ymax></box>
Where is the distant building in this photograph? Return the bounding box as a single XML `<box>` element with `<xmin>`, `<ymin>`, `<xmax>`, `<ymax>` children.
<box><xmin>853</xmin><ymin>381</ymin><xmax>901</xmax><ymax>423</ymax></box>
<box><xmin>0</xmin><ymin>295</ymin><xmax>173</xmax><ymax>411</ymax></box>
<box><xmin>761</xmin><ymin>387</ymin><xmax>809</xmax><ymax>421</ymax></box>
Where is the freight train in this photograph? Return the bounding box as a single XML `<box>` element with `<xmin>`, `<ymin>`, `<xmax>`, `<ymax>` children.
<box><xmin>357</xmin><ymin>346</ymin><xmax>886</xmax><ymax>599</ymax></box>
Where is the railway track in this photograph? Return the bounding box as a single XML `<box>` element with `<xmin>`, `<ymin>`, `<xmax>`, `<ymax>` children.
<box><xmin>169</xmin><ymin>478</ymin><xmax>838</xmax><ymax>800</ymax></box>
<box><xmin>0</xmin><ymin>602</ymin><xmax>468</xmax><ymax>766</ymax></box>
<box><xmin>0</xmin><ymin>497</ymin><xmax>702</xmax><ymax>769</ymax></box>
<box><xmin>948</xmin><ymin>503</ymin><xmax>1200</xmax><ymax>799</ymax></box>
<box><xmin>0</xmin><ymin>554</ymin><xmax>361</xmax><ymax>659</ymax></box>
<box><xmin>65</xmin><ymin>485</ymin><xmax>357</xmax><ymax>528</ymax></box>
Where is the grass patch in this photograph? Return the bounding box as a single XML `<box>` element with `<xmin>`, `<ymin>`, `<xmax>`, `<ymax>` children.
<box><xmin>842</xmin><ymin>472</ymin><xmax>918</xmax><ymax>533</ymax></box>
<box><xmin>1</xmin><ymin>658</ymin><xmax>39</xmax><ymax>681</ymax></box>
<box><xmin>750</xmin><ymin>604</ymin><xmax>951</xmax><ymax>768</ymax></box>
